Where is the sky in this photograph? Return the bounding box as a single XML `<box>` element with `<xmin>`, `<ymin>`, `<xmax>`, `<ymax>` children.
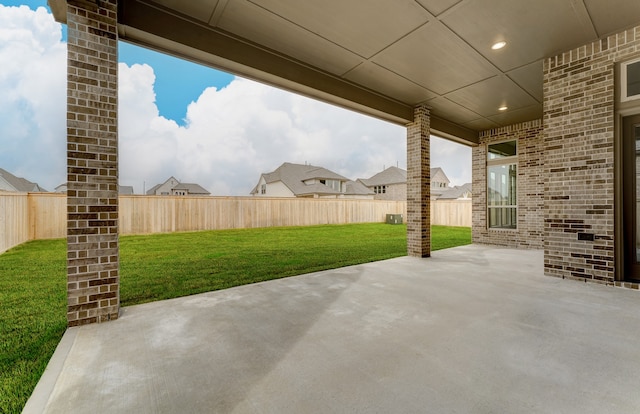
<box><xmin>0</xmin><ymin>1</ymin><xmax>471</xmax><ymax>196</ymax></box>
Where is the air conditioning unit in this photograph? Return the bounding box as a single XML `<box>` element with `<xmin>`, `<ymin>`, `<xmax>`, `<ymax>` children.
<box><xmin>386</xmin><ymin>214</ymin><xmax>403</xmax><ymax>224</ymax></box>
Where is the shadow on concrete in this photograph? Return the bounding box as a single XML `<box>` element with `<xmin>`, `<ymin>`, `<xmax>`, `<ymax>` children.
<box><xmin>26</xmin><ymin>245</ymin><xmax>640</xmax><ymax>413</ymax></box>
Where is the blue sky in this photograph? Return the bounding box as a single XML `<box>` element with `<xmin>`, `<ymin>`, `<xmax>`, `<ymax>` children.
<box><xmin>3</xmin><ymin>0</ymin><xmax>234</xmax><ymax>124</ymax></box>
<box><xmin>0</xmin><ymin>1</ymin><xmax>471</xmax><ymax>195</ymax></box>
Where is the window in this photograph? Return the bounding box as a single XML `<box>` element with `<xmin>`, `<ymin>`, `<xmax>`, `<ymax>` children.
<box><xmin>621</xmin><ymin>57</ymin><xmax>640</xmax><ymax>102</ymax></box>
<box><xmin>320</xmin><ymin>179</ymin><xmax>343</xmax><ymax>192</ymax></box>
<box><xmin>487</xmin><ymin>140</ymin><xmax>517</xmax><ymax>229</ymax></box>
<box><xmin>374</xmin><ymin>185</ymin><xmax>386</xmax><ymax>194</ymax></box>
<box><xmin>260</xmin><ymin>184</ymin><xmax>266</xmax><ymax>194</ymax></box>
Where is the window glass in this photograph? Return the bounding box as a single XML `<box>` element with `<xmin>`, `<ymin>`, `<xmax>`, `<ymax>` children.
<box><xmin>627</xmin><ymin>60</ymin><xmax>640</xmax><ymax>98</ymax></box>
<box><xmin>488</xmin><ymin>141</ymin><xmax>517</xmax><ymax>160</ymax></box>
<box><xmin>488</xmin><ymin>165</ymin><xmax>516</xmax><ymax>207</ymax></box>
<box><xmin>487</xmin><ymin>141</ymin><xmax>517</xmax><ymax>229</ymax></box>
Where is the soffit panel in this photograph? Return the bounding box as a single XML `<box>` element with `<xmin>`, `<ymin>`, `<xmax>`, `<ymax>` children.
<box><xmin>414</xmin><ymin>0</ymin><xmax>464</xmax><ymax>17</ymax></box>
<box><xmin>247</xmin><ymin>0</ymin><xmax>430</xmax><ymax>58</ymax></box>
<box><xmin>372</xmin><ymin>22</ymin><xmax>498</xmax><ymax>95</ymax></box>
<box><xmin>487</xmin><ymin>104</ymin><xmax>542</xmax><ymax>125</ymax></box>
<box><xmin>463</xmin><ymin>117</ymin><xmax>500</xmax><ymax>131</ymax></box>
<box><xmin>150</xmin><ymin>0</ymin><xmax>219</xmax><ymax>22</ymax></box>
<box><xmin>343</xmin><ymin>62</ymin><xmax>437</xmax><ymax>104</ymax></box>
<box><xmin>445</xmin><ymin>75</ymin><xmax>538</xmax><ymax>117</ymax></box>
<box><xmin>217</xmin><ymin>0</ymin><xmax>363</xmax><ymax>76</ymax></box>
<box><xmin>441</xmin><ymin>0</ymin><xmax>598</xmax><ymax>72</ymax></box>
<box><xmin>83</xmin><ymin>0</ymin><xmax>640</xmax><ymax>137</ymax></box>
<box><xmin>584</xmin><ymin>0</ymin><xmax>640</xmax><ymax>37</ymax></box>
<box><xmin>507</xmin><ymin>60</ymin><xmax>543</xmax><ymax>103</ymax></box>
<box><xmin>426</xmin><ymin>96</ymin><xmax>481</xmax><ymax>125</ymax></box>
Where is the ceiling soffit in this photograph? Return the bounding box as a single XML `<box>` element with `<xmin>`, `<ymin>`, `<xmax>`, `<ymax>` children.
<box><xmin>48</xmin><ymin>0</ymin><xmax>640</xmax><ymax>144</ymax></box>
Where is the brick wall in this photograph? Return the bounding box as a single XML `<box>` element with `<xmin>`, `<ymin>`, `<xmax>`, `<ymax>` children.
<box><xmin>406</xmin><ymin>105</ymin><xmax>430</xmax><ymax>257</ymax></box>
<box><xmin>373</xmin><ymin>183</ymin><xmax>406</xmax><ymax>201</ymax></box>
<box><xmin>66</xmin><ymin>0</ymin><xmax>120</xmax><ymax>326</ymax></box>
<box><xmin>472</xmin><ymin>120</ymin><xmax>544</xmax><ymax>248</ymax></box>
<box><xmin>543</xmin><ymin>25</ymin><xmax>640</xmax><ymax>284</ymax></box>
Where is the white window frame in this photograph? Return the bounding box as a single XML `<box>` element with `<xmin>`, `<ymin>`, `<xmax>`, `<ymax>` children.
<box><xmin>487</xmin><ymin>139</ymin><xmax>518</xmax><ymax>230</ymax></box>
<box><xmin>621</xmin><ymin>56</ymin><xmax>640</xmax><ymax>102</ymax></box>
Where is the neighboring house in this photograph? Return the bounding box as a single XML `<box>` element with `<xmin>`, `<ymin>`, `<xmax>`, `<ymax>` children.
<box><xmin>55</xmin><ymin>184</ymin><xmax>135</xmax><ymax>195</ymax></box>
<box><xmin>0</xmin><ymin>168</ymin><xmax>47</xmax><ymax>192</ymax></box>
<box><xmin>357</xmin><ymin>166</ymin><xmax>407</xmax><ymax>201</ymax></box>
<box><xmin>146</xmin><ymin>176</ymin><xmax>210</xmax><ymax>196</ymax></box>
<box><xmin>429</xmin><ymin>167</ymin><xmax>450</xmax><ymax>199</ymax></box>
<box><xmin>250</xmin><ymin>162</ymin><xmax>374</xmax><ymax>199</ymax></box>
<box><xmin>357</xmin><ymin>166</ymin><xmax>452</xmax><ymax>201</ymax></box>
<box><xmin>119</xmin><ymin>185</ymin><xmax>134</xmax><ymax>195</ymax></box>
<box><xmin>437</xmin><ymin>183</ymin><xmax>472</xmax><ymax>200</ymax></box>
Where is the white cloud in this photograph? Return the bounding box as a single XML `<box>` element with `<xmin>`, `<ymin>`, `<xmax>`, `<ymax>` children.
<box><xmin>0</xmin><ymin>5</ymin><xmax>472</xmax><ymax>196</ymax></box>
<box><xmin>0</xmin><ymin>5</ymin><xmax>66</xmax><ymax>191</ymax></box>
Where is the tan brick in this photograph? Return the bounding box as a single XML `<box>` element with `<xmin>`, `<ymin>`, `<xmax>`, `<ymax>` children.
<box><xmin>66</xmin><ymin>0</ymin><xmax>119</xmax><ymax>326</ymax></box>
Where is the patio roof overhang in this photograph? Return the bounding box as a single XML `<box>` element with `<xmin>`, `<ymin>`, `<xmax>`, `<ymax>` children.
<box><xmin>49</xmin><ymin>0</ymin><xmax>640</xmax><ymax>145</ymax></box>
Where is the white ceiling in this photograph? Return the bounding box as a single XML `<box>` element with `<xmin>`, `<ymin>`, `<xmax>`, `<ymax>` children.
<box><xmin>50</xmin><ymin>0</ymin><xmax>640</xmax><ymax>143</ymax></box>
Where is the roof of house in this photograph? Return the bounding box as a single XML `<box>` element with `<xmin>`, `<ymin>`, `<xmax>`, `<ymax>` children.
<box><xmin>430</xmin><ymin>167</ymin><xmax>450</xmax><ymax>184</ymax></box>
<box><xmin>146</xmin><ymin>176</ymin><xmax>210</xmax><ymax>195</ymax></box>
<box><xmin>173</xmin><ymin>183</ymin><xmax>210</xmax><ymax>195</ymax></box>
<box><xmin>119</xmin><ymin>185</ymin><xmax>134</xmax><ymax>195</ymax></box>
<box><xmin>146</xmin><ymin>176</ymin><xmax>178</xmax><ymax>195</ymax></box>
<box><xmin>0</xmin><ymin>168</ymin><xmax>47</xmax><ymax>192</ymax></box>
<box><xmin>358</xmin><ymin>166</ymin><xmax>450</xmax><ymax>187</ymax></box>
<box><xmin>146</xmin><ymin>183</ymin><xmax>162</xmax><ymax>195</ymax></box>
<box><xmin>438</xmin><ymin>183</ymin><xmax>472</xmax><ymax>200</ymax></box>
<box><xmin>252</xmin><ymin>162</ymin><xmax>371</xmax><ymax>196</ymax></box>
<box><xmin>358</xmin><ymin>166</ymin><xmax>407</xmax><ymax>187</ymax></box>
<box><xmin>345</xmin><ymin>180</ymin><xmax>375</xmax><ymax>196</ymax></box>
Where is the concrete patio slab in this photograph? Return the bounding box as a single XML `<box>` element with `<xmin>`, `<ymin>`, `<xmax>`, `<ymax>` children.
<box><xmin>24</xmin><ymin>244</ymin><xmax>640</xmax><ymax>413</ymax></box>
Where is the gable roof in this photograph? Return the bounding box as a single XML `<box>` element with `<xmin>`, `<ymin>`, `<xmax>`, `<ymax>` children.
<box><xmin>438</xmin><ymin>183</ymin><xmax>472</xmax><ymax>200</ymax></box>
<box><xmin>430</xmin><ymin>167</ymin><xmax>450</xmax><ymax>184</ymax></box>
<box><xmin>173</xmin><ymin>183</ymin><xmax>210</xmax><ymax>195</ymax></box>
<box><xmin>358</xmin><ymin>166</ymin><xmax>451</xmax><ymax>187</ymax></box>
<box><xmin>345</xmin><ymin>180</ymin><xmax>375</xmax><ymax>196</ymax></box>
<box><xmin>146</xmin><ymin>176</ymin><xmax>179</xmax><ymax>195</ymax></box>
<box><xmin>119</xmin><ymin>185</ymin><xmax>134</xmax><ymax>195</ymax></box>
<box><xmin>146</xmin><ymin>176</ymin><xmax>210</xmax><ymax>195</ymax></box>
<box><xmin>252</xmin><ymin>162</ymin><xmax>353</xmax><ymax>196</ymax></box>
<box><xmin>358</xmin><ymin>166</ymin><xmax>407</xmax><ymax>187</ymax></box>
<box><xmin>0</xmin><ymin>168</ymin><xmax>47</xmax><ymax>192</ymax></box>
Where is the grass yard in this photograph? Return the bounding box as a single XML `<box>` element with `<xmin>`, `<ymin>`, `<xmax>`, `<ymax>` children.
<box><xmin>0</xmin><ymin>224</ymin><xmax>470</xmax><ymax>413</ymax></box>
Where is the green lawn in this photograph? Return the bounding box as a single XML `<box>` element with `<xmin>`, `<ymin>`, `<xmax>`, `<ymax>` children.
<box><xmin>0</xmin><ymin>224</ymin><xmax>470</xmax><ymax>413</ymax></box>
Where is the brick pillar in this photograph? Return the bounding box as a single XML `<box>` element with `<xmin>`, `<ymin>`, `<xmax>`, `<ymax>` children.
<box><xmin>66</xmin><ymin>0</ymin><xmax>119</xmax><ymax>326</ymax></box>
<box><xmin>406</xmin><ymin>105</ymin><xmax>430</xmax><ymax>257</ymax></box>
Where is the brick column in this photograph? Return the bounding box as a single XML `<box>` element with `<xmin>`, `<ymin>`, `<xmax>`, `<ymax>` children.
<box><xmin>406</xmin><ymin>105</ymin><xmax>430</xmax><ymax>257</ymax></box>
<box><xmin>66</xmin><ymin>0</ymin><xmax>119</xmax><ymax>326</ymax></box>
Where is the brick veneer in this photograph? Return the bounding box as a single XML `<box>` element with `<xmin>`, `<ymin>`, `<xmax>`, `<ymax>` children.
<box><xmin>373</xmin><ymin>183</ymin><xmax>406</xmax><ymax>201</ymax></box>
<box><xmin>66</xmin><ymin>0</ymin><xmax>120</xmax><ymax>326</ymax></box>
<box><xmin>544</xmin><ymin>25</ymin><xmax>640</xmax><ymax>284</ymax></box>
<box><xmin>406</xmin><ymin>105</ymin><xmax>430</xmax><ymax>257</ymax></box>
<box><xmin>472</xmin><ymin>120</ymin><xmax>544</xmax><ymax>249</ymax></box>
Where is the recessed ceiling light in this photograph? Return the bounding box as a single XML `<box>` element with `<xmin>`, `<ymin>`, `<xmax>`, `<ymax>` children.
<box><xmin>492</xmin><ymin>41</ymin><xmax>507</xmax><ymax>50</ymax></box>
<box><xmin>498</xmin><ymin>105</ymin><xmax>508</xmax><ymax>111</ymax></box>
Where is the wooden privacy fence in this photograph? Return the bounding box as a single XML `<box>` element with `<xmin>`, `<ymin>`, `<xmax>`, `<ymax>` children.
<box><xmin>0</xmin><ymin>193</ymin><xmax>471</xmax><ymax>253</ymax></box>
<box><xmin>0</xmin><ymin>193</ymin><xmax>29</xmax><ymax>254</ymax></box>
<box><xmin>118</xmin><ymin>196</ymin><xmax>407</xmax><ymax>234</ymax></box>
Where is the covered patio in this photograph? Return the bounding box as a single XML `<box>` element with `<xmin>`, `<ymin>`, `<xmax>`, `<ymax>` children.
<box><xmin>46</xmin><ymin>0</ymin><xmax>640</xmax><ymax>326</ymax></box>
<box><xmin>25</xmin><ymin>244</ymin><xmax>640</xmax><ymax>413</ymax></box>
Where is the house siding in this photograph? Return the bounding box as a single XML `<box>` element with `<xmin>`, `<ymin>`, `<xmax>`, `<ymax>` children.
<box><xmin>543</xmin><ymin>24</ymin><xmax>640</xmax><ymax>285</ymax></box>
<box><xmin>373</xmin><ymin>183</ymin><xmax>406</xmax><ymax>201</ymax></box>
<box><xmin>473</xmin><ymin>120</ymin><xmax>544</xmax><ymax>249</ymax></box>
